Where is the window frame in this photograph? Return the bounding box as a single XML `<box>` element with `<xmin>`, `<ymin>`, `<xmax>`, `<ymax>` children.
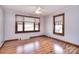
<box><xmin>53</xmin><ymin>13</ymin><xmax>64</xmax><ymax>36</ymax></box>
<box><xmin>15</xmin><ymin>15</ymin><xmax>40</xmax><ymax>33</ymax></box>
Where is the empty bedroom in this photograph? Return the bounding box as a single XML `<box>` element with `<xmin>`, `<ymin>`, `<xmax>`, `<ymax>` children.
<box><xmin>0</xmin><ymin>5</ymin><xmax>79</xmax><ymax>54</ymax></box>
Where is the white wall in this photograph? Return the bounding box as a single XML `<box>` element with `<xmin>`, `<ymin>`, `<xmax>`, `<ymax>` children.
<box><xmin>3</xmin><ymin>6</ymin><xmax>79</xmax><ymax>45</ymax></box>
<box><xmin>4</xmin><ymin>8</ymin><xmax>45</xmax><ymax>40</ymax></box>
<box><xmin>45</xmin><ymin>6</ymin><xmax>79</xmax><ymax>45</ymax></box>
<box><xmin>0</xmin><ymin>6</ymin><xmax>4</xmax><ymax>47</ymax></box>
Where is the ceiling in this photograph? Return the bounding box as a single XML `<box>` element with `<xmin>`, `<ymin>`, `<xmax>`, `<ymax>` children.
<box><xmin>2</xmin><ymin>5</ymin><xmax>69</xmax><ymax>16</ymax></box>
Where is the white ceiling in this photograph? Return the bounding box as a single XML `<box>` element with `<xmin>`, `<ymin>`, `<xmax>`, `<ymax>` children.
<box><xmin>2</xmin><ymin>5</ymin><xmax>69</xmax><ymax>16</ymax></box>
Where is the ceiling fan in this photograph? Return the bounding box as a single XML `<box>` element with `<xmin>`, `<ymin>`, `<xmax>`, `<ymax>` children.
<box><xmin>35</xmin><ymin>7</ymin><xmax>43</xmax><ymax>15</ymax></box>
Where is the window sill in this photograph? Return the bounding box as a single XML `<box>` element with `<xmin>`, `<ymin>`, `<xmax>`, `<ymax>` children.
<box><xmin>15</xmin><ymin>30</ymin><xmax>40</xmax><ymax>33</ymax></box>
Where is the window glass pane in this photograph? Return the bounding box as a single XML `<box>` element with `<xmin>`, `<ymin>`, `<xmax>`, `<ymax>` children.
<box><xmin>24</xmin><ymin>22</ymin><xmax>34</xmax><ymax>31</ymax></box>
<box><xmin>24</xmin><ymin>17</ymin><xmax>35</xmax><ymax>22</ymax></box>
<box><xmin>35</xmin><ymin>24</ymin><xmax>39</xmax><ymax>30</ymax></box>
<box><xmin>17</xmin><ymin>22</ymin><xmax>23</xmax><ymax>31</ymax></box>
<box><xmin>55</xmin><ymin>16</ymin><xmax>62</xmax><ymax>22</ymax></box>
<box><xmin>55</xmin><ymin>25</ymin><xmax>62</xmax><ymax>33</ymax></box>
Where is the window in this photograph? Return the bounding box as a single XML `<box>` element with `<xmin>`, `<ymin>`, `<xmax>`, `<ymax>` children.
<box><xmin>24</xmin><ymin>22</ymin><xmax>34</xmax><ymax>31</ymax></box>
<box><xmin>53</xmin><ymin>13</ymin><xmax>64</xmax><ymax>36</ymax></box>
<box><xmin>15</xmin><ymin>15</ymin><xmax>40</xmax><ymax>33</ymax></box>
<box><xmin>17</xmin><ymin>22</ymin><xmax>23</xmax><ymax>31</ymax></box>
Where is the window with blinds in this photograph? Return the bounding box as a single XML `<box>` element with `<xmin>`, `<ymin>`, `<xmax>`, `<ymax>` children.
<box><xmin>15</xmin><ymin>15</ymin><xmax>40</xmax><ymax>33</ymax></box>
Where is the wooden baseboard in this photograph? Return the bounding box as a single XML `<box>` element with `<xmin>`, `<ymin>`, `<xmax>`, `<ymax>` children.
<box><xmin>0</xmin><ymin>42</ymin><xmax>4</xmax><ymax>48</ymax></box>
<box><xmin>30</xmin><ymin>35</ymin><xmax>79</xmax><ymax>47</ymax></box>
<box><xmin>5</xmin><ymin>39</ymin><xmax>18</xmax><ymax>42</ymax></box>
<box><xmin>45</xmin><ymin>35</ymin><xmax>79</xmax><ymax>47</ymax></box>
<box><xmin>0</xmin><ymin>39</ymin><xmax>18</xmax><ymax>49</ymax></box>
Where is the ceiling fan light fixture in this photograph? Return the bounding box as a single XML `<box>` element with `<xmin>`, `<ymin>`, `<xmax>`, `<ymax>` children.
<box><xmin>35</xmin><ymin>10</ymin><xmax>41</xmax><ymax>14</ymax></box>
<box><xmin>35</xmin><ymin>7</ymin><xmax>42</xmax><ymax>14</ymax></box>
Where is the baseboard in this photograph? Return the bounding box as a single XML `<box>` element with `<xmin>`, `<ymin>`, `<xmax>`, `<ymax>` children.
<box><xmin>0</xmin><ymin>41</ymin><xmax>4</xmax><ymax>48</ymax></box>
<box><xmin>0</xmin><ymin>39</ymin><xmax>18</xmax><ymax>48</ymax></box>
<box><xmin>30</xmin><ymin>35</ymin><xmax>79</xmax><ymax>46</ymax></box>
<box><xmin>45</xmin><ymin>35</ymin><xmax>79</xmax><ymax>47</ymax></box>
<box><xmin>5</xmin><ymin>39</ymin><xmax>18</xmax><ymax>42</ymax></box>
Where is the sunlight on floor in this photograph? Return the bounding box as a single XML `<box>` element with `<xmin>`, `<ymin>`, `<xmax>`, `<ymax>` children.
<box><xmin>54</xmin><ymin>44</ymin><xmax>64</xmax><ymax>54</ymax></box>
<box><xmin>16</xmin><ymin>41</ymin><xmax>39</xmax><ymax>54</ymax></box>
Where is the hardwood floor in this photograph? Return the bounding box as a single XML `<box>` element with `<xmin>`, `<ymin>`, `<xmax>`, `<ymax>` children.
<box><xmin>0</xmin><ymin>37</ymin><xmax>79</xmax><ymax>54</ymax></box>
